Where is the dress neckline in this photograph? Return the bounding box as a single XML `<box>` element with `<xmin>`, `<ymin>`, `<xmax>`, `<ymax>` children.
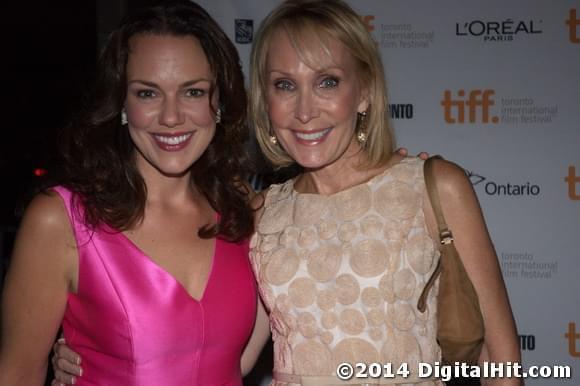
<box><xmin>113</xmin><ymin>225</ymin><xmax>218</xmax><ymax>304</ymax></box>
<box><xmin>288</xmin><ymin>156</ymin><xmax>415</xmax><ymax>198</ymax></box>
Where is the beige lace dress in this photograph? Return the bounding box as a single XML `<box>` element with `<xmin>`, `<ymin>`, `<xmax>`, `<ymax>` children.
<box><xmin>250</xmin><ymin>157</ymin><xmax>443</xmax><ymax>385</ymax></box>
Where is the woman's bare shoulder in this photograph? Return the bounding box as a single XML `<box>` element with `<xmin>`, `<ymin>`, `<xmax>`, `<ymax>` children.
<box><xmin>428</xmin><ymin>157</ymin><xmax>472</xmax><ymax>198</ymax></box>
<box><xmin>21</xmin><ymin>190</ymin><xmax>71</xmax><ymax>232</ymax></box>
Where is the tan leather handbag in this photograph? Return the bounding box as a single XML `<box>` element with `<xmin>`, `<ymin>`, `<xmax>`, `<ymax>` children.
<box><xmin>417</xmin><ymin>156</ymin><xmax>485</xmax><ymax>365</ymax></box>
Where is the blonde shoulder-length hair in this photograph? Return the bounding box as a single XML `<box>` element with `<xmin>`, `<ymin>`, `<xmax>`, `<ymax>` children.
<box><xmin>249</xmin><ymin>0</ymin><xmax>394</xmax><ymax>169</ymax></box>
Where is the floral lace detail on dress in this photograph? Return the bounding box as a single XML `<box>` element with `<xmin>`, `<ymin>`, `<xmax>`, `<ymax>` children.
<box><xmin>250</xmin><ymin>157</ymin><xmax>443</xmax><ymax>385</ymax></box>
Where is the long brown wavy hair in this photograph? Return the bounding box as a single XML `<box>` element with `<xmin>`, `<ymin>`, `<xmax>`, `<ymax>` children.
<box><xmin>58</xmin><ymin>0</ymin><xmax>253</xmax><ymax>242</ymax></box>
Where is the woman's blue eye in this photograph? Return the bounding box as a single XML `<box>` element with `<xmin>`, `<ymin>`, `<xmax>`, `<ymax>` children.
<box><xmin>274</xmin><ymin>80</ymin><xmax>294</xmax><ymax>91</ymax></box>
<box><xmin>320</xmin><ymin>77</ymin><xmax>339</xmax><ymax>88</ymax></box>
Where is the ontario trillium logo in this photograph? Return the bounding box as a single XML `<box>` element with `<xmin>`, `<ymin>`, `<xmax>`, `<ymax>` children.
<box><xmin>464</xmin><ymin>169</ymin><xmax>540</xmax><ymax>196</ymax></box>
<box><xmin>465</xmin><ymin>169</ymin><xmax>486</xmax><ymax>186</ymax></box>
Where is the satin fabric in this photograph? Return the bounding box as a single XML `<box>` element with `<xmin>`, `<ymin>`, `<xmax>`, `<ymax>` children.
<box><xmin>54</xmin><ymin>187</ymin><xmax>257</xmax><ymax>385</ymax></box>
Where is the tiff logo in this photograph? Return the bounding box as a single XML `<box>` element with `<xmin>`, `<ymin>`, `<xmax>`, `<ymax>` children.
<box><xmin>566</xmin><ymin>9</ymin><xmax>580</xmax><ymax>43</ymax></box>
<box><xmin>441</xmin><ymin>90</ymin><xmax>499</xmax><ymax>124</ymax></box>
<box><xmin>361</xmin><ymin>15</ymin><xmax>375</xmax><ymax>32</ymax></box>
<box><xmin>565</xmin><ymin>322</ymin><xmax>580</xmax><ymax>357</ymax></box>
<box><xmin>565</xmin><ymin>166</ymin><xmax>580</xmax><ymax>200</ymax></box>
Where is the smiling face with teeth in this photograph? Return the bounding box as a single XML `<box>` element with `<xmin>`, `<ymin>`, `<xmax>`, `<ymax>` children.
<box><xmin>125</xmin><ymin>34</ymin><xmax>218</xmax><ymax>177</ymax></box>
<box><xmin>265</xmin><ymin>28</ymin><xmax>369</xmax><ymax>171</ymax></box>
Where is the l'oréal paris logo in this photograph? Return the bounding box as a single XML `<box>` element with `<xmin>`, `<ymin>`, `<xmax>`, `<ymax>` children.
<box><xmin>456</xmin><ymin>19</ymin><xmax>543</xmax><ymax>42</ymax></box>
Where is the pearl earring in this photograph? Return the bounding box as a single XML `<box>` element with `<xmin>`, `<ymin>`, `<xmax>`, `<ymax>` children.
<box><xmin>121</xmin><ymin>109</ymin><xmax>128</xmax><ymax>126</ymax></box>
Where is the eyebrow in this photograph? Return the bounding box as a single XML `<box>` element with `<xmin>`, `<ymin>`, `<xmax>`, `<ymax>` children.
<box><xmin>267</xmin><ymin>66</ymin><xmax>344</xmax><ymax>76</ymax></box>
<box><xmin>127</xmin><ymin>79</ymin><xmax>213</xmax><ymax>88</ymax></box>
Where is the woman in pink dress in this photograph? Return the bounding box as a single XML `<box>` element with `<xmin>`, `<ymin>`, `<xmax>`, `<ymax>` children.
<box><xmin>0</xmin><ymin>1</ymin><xmax>269</xmax><ymax>384</ymax></box>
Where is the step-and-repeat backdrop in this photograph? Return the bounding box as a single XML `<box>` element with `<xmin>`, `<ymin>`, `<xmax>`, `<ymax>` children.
<box><xmin>197</xmin><ymin>1</ymin><xmax>579</xmax><ymax>384</ymax></box>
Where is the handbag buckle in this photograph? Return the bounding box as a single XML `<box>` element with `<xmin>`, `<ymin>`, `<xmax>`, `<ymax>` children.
<box><xmin>440</xmin><ymin>229</ymin><xmax>454</xmax><ymax>245</ymax></box>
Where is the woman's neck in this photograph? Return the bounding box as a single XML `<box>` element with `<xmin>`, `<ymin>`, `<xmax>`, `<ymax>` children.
<box><xmin>135</xmin><ymin>158</ymin><xmax>197</xmax><ymax>208</ymax></box>
<box><xmin>296</xmin><ymin>152</ymin><xmax>400</xmax><ymax>196</ymax></box>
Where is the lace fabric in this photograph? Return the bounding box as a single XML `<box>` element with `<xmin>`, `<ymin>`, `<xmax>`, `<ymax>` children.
<box><xmin>250</xmin><ymin>157</ymin><xmax>443</xmax><ymax>386</ymax></box>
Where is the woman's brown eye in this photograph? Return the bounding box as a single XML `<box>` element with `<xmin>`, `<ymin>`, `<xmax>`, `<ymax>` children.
<box><xmin>185</xmin><ymin>88</ymin><xmax>205</xmax><ymax>97</ymax></box>
<box><xmin>137</xmin><ymin>89</ymin><xmax>156</xmax><ymax>98</ymax></box>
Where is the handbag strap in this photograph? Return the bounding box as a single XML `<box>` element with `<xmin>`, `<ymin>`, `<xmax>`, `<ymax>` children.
<box><xmin>423</xmin><ymin>155</ymin><xmax>454</xmax><ymax>245</ymax></box>
<box><xmin>417</xmin><ymin>155</ymin><xmax>452</xmax><ymax>312</ymax></box>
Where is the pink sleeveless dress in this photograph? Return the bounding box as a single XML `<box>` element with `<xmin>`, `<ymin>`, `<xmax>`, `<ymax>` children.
<box><xmin>54</xmin><ymin>186</ymin><xmax>257</xmax><ymax>385</ymax></box>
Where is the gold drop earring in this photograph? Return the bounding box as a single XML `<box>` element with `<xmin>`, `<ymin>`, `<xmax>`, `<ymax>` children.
<box><xmin>356</xmin><ymin>110</ymin><xmax>368</xmax><ymax>144</ymax></box>
<box><xmin>269</xmin><ymin>127</ymin><xmax>278</xmax><ymax>145</ymax></box>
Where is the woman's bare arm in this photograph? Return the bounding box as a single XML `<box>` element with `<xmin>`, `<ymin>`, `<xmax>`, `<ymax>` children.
<box><xmin>429</xmin><ymin>159</ymin><xmax>521</xmax><ymax>385</ymax></box>
<box><xmin>0</xmin><ymin>192</ymin><xmax>76</xmax><ymax>385</ymax></box>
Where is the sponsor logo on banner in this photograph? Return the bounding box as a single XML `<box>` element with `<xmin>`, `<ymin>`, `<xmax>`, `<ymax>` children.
<box><xmin>441</xmin><ymin>90</ymin><xmax>498</xmax><ymax>124</ymax></box>
<box><xmin>455</xmin><ymin>18</ymin><xmax>542</xmax><ymax>42</ymax></box>
<box><xmin>388</xmin><ymin>104</ymin><xmax>414</xmax><ymax>119</ymax></box>
<box><xmin>565</xmin><ymin>322</ymin><xmax>580</xmax><ymax>357</ymax></box>
<box><xmin>441</xmin><ymin>90</ymin><xmax>559</xmax><ymax>124</ymax></box>
<box><xmin>235</xmin><ymin>19</ymin><xmax>253</xmax><ymax>44</ymax></box>
<box><xmin>565</xmin><ymin>166</ymin><xmax>580</xmax><ymax>200</ymax></box>
<box><xmin>466</xmin><ymin>170</ymin><xmax>486</xmax><ymax>186</ymax></box>
<box><xmin>369</xmin><ymin>21</ymin><xmax>434</xmax><ymax>49</ymax></box>
<box><xmin>361</xmin><ymin>15</ymin><xmax>375</xmax><ymax>32</ymax></box>
<box><xmin>499</xmin><ymin>252</ymin><xmax>558</xmax><ymax>280</ymax></box>
<box><xmin>567</xmin><ymin>9</ymin><xmax>580</xmax><ymax>43</ymax></box>
<box><xmin>466</xmin><ymin>170</ymin><xmax>541</xmax><ymax>197</ymax></box>
<box><xmin>519</xmin><ymin>334</ymin><xmax>536</xmax><ymax>351</ymax></box>
<box><xmin>500</xmin><ymin>97</ymin><xmax>558</xmax><ymax>124</ymax></box>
